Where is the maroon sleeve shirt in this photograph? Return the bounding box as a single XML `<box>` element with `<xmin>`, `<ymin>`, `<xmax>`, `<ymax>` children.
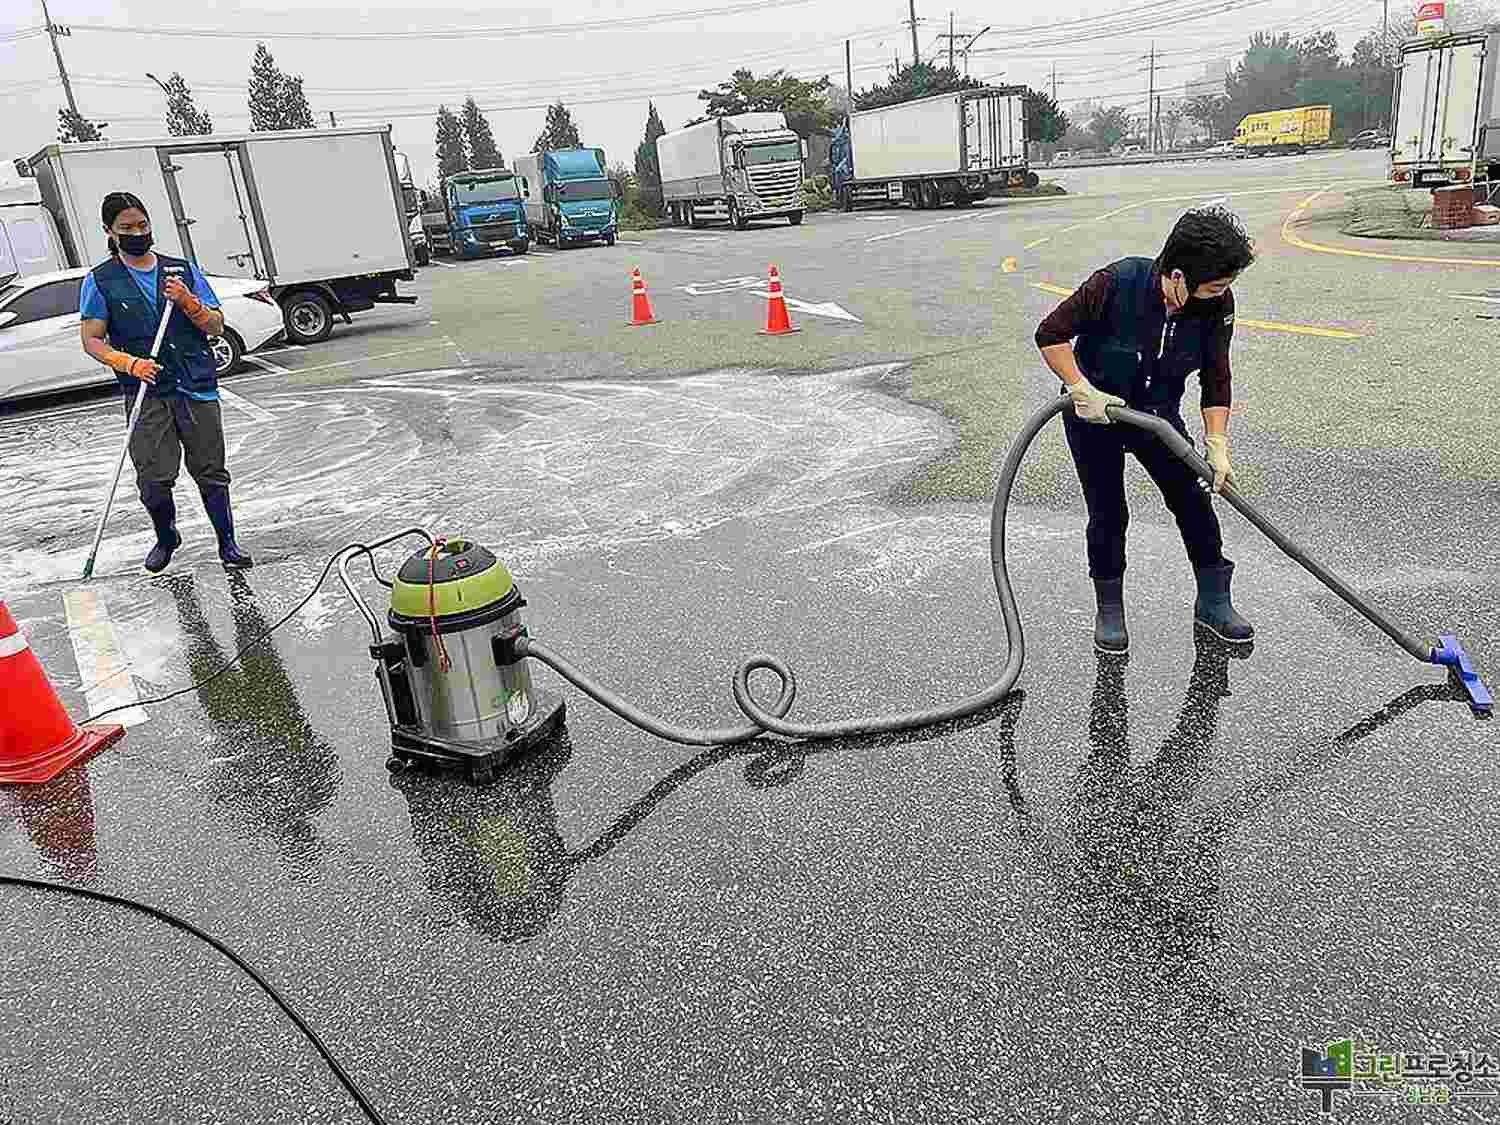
<box><xmin>1035</xmin><ymin>269</ymin><xmax>1235</xmax><ymax>410</ymax></box>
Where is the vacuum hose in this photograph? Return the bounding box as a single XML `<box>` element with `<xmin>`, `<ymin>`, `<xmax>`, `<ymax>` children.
<box><xmin>517</xmin><ymin>395</ymin><xmax>1065</xmax><ymax>744</ymax></box>
<box><xmin>521</xmin><ymin>392</ymin><xmax>1486</xmax><ymax>742</ymax></box>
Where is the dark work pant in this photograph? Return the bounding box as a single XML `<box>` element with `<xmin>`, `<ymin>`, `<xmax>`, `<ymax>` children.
<box><xmin>1063</xmin><ymin>405</ymin><xmax>1224</xmax><ymax>581</ymax></box>
<box><xmin>125</xmin><ymin>393</ymin><xmax>231</xmax><ymax>499</ymax></box>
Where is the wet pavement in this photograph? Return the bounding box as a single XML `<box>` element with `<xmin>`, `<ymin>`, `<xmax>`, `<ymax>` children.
<box><xmin>2</xmin><ymin>150</ymin><xmax>1498</xmax><ymax>1124</ymax></box>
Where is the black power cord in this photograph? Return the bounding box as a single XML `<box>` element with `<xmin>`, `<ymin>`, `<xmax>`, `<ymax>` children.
<box><xmin>82</xmin><ymin>542</ymin><xmax>389</xmax><ymax>726</ymax></box>
<box><xmin>0</xmin><ymin>874</ymin><xmax>387</xmax><ymax>1125</ymax></box>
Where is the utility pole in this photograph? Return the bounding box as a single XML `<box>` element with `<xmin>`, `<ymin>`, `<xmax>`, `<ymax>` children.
<box><xmin>1146</xmin><ymin>42</ymin><xmax>1156</xmax><ymax>152</ymax></box>
<box><xmin>909</xmin><ymin>0</ymin><xmax>920</xmax><ymax>66</ymax></box>
<box><xmin>328</xmin><ymin>110</ymin><xmax>337</xmax><ymax>127</ymax></box>
<box><xmin>846</xmin><ymin>39</ymin><xmax>853</xmax><ymax>121</ymax></box>
<box><xmin>38</xmin><ymin>0</ymin><xmax>79</xmax><ymax>116</ymax></box>
<box><xmin>1051</xmin><ymin>61</ymin><xmax>1057</xmax><ymax>102</ymax></box>
<box><xmin>949</xmin><ymin>12</ymin><xmax>955</xmax><ymax>71</ymax></box>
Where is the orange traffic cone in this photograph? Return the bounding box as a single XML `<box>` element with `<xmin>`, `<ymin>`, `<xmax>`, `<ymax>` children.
<box><xmin>759</xmin><ymin>265</ymin><xmax>799</xmax><ymax>336</ymax></box>
<box><xmin>0</xmin><ymin>601</ymin><xmax>123</xmax><ymax>784</ymax></box>
<box><xmin>628</xmin><ymin>268</ymin><xmax>660</xmax><ymax>326</ymax></box>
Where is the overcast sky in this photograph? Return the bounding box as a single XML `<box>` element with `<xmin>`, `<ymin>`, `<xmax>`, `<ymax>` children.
<box><xmin>2</xmin><ymin>0</ymin><xmax>1385</xmax><ymax>189</ymax></box>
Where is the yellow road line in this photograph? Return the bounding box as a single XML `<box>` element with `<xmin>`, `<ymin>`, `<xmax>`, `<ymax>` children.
<box><xmin>1282</xmin><ymin>187</ymin><xmax>1500</xmax><ymax>268</ymax></box>
<box><xmin>1237</xmin><ymin>317</ymin><xmax>1361</xmax><ymax>338</ymax></box>
<box><xmin>1001</xmin><ymin>256</ymin><xmax>1018</xmax><ymax>272</ymax></box>
<box><xmin>1024</xmin><ymin>237</ymin><xmax>1050</xmax><ymax>249</ymax></box>
<box><xmin>1028</xmin><ymin>283</ymin><xmax>1362</xmax><ymax>338</ymax></box>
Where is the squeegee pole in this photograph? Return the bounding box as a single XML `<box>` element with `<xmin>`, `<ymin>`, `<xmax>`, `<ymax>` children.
<box><xmin>81</xmin><ymin>301</ymin><xmax>176</xmax><ymax>581</ymax></box>
<box><xmin>1108</xmin><ymin>405</ymin><xmax>1435</xmax><ymax>664</ymax></box>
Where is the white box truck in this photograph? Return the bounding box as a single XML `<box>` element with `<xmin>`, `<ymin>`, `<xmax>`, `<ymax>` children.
<box><xmin>1390</xmin><ymin>30</ymin><xmax>1500</xmax><ymax>187</ymax></box>
<box><xmin>657</xmin><ymin>112</ymin><xmax>807</xmax><ymax>229</ymax></box>
<box><xmin>22</xmin><ymin>125</ymin><xmax>417</xmax><ymax>343</ymax></box>
<box><xmin>830</xmin><ymin>87</ymin><xmax>1036</xmax><ymax>210</ymax></box>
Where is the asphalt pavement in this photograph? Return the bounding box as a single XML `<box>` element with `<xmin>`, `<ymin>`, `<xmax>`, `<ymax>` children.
<box><xmin>1</xmin><ymin>149</ymin><xmax>1497</xmax><ymax>1124</ymax></box>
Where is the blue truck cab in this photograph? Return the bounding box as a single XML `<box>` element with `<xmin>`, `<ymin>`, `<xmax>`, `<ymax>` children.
<box><xmin>515</xmin><ymin>148</ymin><xmax>621</xmax><ymax>249</ymax></box>
<box><xmin>441</xmin><ymin>168</ymin><xmax>529</xmax><ymax>259</ymax></box>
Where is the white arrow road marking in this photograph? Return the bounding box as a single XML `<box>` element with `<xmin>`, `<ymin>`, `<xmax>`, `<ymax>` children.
<box><xmin>746</xmin><ymin>291</ymin><xmax>862</xmax><ymax>323</ymax></box>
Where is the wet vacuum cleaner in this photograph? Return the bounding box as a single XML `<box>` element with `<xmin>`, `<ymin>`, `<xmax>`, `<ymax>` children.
<box><xmin>340</xmin><ymin>534</ymin><xmax>566</xmax><ymax>784</ymax></box>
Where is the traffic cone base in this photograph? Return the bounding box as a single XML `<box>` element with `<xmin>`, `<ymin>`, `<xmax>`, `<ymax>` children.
<box><xmin>760</xmin><ymin>265</ymin><xmax>798</xmax><ymax>336</ymax></box>
<box><xmin>629</xmin><ymin>268</ymin><xmax>660</xmax><ymax>326</ymax></box>
<box><xmin>0</xmin><ymin>601</ymin><xmax>124</xmax><ymax>785</ymax></box>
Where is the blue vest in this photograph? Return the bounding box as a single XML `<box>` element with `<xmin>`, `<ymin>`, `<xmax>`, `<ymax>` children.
<box><xmin>90</xmin><ymin>254</ymin><xmax>218</xmax><ymax>399</ymax></box>
<box><xmin>1073</xmin><ymin>256</ymin><xmax>1206</xmax><ymax>417</ymax></box>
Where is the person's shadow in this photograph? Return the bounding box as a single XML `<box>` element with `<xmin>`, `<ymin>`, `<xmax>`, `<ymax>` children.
<box><xmin>1064</xmin><ymin>632</ymin><xmax>1249</xmax><ymax>984</ymax></box>
<box><xmin>165</xmin><ymin>572</ymin><xmax>341</xmax><ymax>881</ymax></box>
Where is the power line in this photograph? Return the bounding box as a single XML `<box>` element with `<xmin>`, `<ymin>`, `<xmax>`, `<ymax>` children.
<box><xmin>61</xmin><ymin>0</ymin><xmax>825</xmax><ymax>42</ymax></box>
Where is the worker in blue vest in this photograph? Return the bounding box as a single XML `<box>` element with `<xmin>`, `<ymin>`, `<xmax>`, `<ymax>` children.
<box><xmin>79</xmin><ymin>192</ymin><xmax>252</xmax><ymax>573</ymax></box>
<box><xmin>1035</xmin><ymin>206</ymin><xmax>1255</xmax><ymax>655</ymax></box>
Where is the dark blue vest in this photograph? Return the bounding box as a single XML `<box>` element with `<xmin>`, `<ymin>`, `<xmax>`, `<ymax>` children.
<box><xmin>90</xmin><ymin>254</ymin><xmax>218</xmax><ymax>398</ymax></box>
<box><xmin>1073</xmin><ymin>256</ymin><xmax>1206</xmax><ymax>419</ymax></box>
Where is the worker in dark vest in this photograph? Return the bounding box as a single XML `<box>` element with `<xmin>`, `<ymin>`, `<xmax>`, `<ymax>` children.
<box><xmin>79</xmin><ymin>192</ymin><xmax>252</xmax><ymax>572</ymax></box>
<box><xmin>1035</xmin><ymin>205</ymin><xmax>1254</xmax><ymax>655</ymax></box>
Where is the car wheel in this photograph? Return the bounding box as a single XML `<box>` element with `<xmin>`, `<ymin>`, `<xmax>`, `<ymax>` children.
<box><xmin>606</xmin><ymin>233</ymin><xmax>617</xmax><ymax>246</ymax></box>
<box><xmin>283</xmin><ymin>291</ymin><xmax>334</xmax><ymax>344</ymax></box>
<box><xmin>788</xmin><ymin>210</ymin><xmax>803</xmax><ymax>226</ymax></box>
<box><xmin>210</xmin><ymin>329</ymin><xmax>244</xmax><ymax>378</ymax></box>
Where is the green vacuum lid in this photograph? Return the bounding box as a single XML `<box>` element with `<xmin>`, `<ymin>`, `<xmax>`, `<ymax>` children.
<box><xmin>390</xmin><ymin>538</ymin><xmax>515</xmax><ymax>618</ymax></box>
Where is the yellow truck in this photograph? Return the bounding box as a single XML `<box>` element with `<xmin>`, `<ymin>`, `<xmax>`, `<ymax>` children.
<box><xmin>1232</xmin><ymin>105</ymin><xmax>1332</xmax><ymax>156</ymax></box>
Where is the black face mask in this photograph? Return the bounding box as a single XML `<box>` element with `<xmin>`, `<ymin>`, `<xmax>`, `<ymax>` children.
<box><xmin>116</xmin><ymin>232</ymin><xmax>153</xmax><ymax>256</ymax></box>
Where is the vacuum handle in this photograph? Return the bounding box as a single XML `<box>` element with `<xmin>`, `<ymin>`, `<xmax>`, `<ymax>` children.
<box><xmin>1105</xmin><ymin>404</ymin><xmax>1435</xmax><ymax>665</ymax></box>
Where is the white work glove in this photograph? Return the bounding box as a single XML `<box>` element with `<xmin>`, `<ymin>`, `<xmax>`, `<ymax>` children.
<box><xmin>1067</xmin><ymin>376</ymin><xmax>1125</xmax><ymax>424</ymax></box>
<box><xmin>1203</xmin><ymin>433</ymin><xmax>1234</xmax><ymax>493</ymax></box>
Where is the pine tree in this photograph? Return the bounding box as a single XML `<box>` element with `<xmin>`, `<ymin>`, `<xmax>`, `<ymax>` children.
<box><xmin>434</xmin><ymin>105</ymin><xmax>468</xmax><ymax>177</ymax></box>
<box><xmin>163</xmin><ymin>72</ymin><xmax>214</xmax><ymax>136</ymax></box>
<box><xmin>633</xmin><ymin>102</ymin><xmax>667</xmax><ymax>214</ymax></box>
<box><xmin>58</xmin><ymin>108</ymin><xmax>105</xmax><ymax>143</ymax></box>
<box><xmin>532</xmin><ymin>102</ymin><xmax>582</xmax><ymax>153</ymax></box>
<box><xmin>461</xmin><ymin>97</ymin><xmax>502</xmax><ymax>168</ymax></box>
<box><xmin>248</xmin><ymin>42</ymin><xmax>315</xmax><ymax>131</ymax></box>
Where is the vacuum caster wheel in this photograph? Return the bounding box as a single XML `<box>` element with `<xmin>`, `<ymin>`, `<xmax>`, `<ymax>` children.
<box><xmin>472</xmin><ymin>763</ymin><xmax>497</xmax><ymax>785</ymax></box>
<box><xmin>385</xmin><ymin>756</ymin><xmax>405</xmax><ymax>774</ymax></box>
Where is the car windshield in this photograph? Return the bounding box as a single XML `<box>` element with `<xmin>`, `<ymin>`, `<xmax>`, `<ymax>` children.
<box><xmin>557</xmin><ymin>178</ymin><xmax>612</xmax><ymax>202</ymax></box>
<box><xmin>451</xmin><ymin>177</ymin><xmax>520</xmax><ymax>205</ymax></box>
<box><xmin>741</xmin><ymin>141</ymin><xmax>802</xmax><ymax>166</ymax></box>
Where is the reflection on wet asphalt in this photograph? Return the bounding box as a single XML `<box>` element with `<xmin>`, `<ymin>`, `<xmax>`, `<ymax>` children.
<box><xmin>1</xmin><ymin>366</ymin><xmax>1496</xmax><ymax>1124</ymax></box>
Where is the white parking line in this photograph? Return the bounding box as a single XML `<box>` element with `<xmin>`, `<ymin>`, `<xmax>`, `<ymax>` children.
<box><xmin>63</xmin><ymin>588</ymin><xmax>147</xmax><ymax>727</ymax></box>
<box><xmin>232</xmin><ymin>342</ymin><xmax>450</xmax><ymax>382</ymax></box>
<box><xmin>430</xmin><ymin>258</ymin><xmax>457</xmax><ymax>268</ymax></box>
<box><xmin>242</xmin><ymin>354</ymin><xmax>290</xmax><ymax>376</ymax></box>
<box><xmin>218</xmin><ymin>386</ymin><xmax>276</xmax><ymax>423</ymax></box>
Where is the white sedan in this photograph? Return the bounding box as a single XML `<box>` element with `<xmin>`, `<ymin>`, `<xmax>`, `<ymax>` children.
<box><xmin>0</xmin><ymin>267</ymin><xmax>285</xmax><ymax>404</ymax></box>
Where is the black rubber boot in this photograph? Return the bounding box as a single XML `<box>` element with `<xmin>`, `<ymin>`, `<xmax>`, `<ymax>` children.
<box><xmin>200</xmin><ymin>485</ymin><xmax>254</xmax><ymax>569</ymax></box>
<box><xmin>1193</xmin><ymin>560</ymin><xmax>1254</xmax><ymax>644</ymax></box>
<box><xmin>141</xmin><ymin>482</ymin><xmax>181</xmax><ymax>574</ymax></box>
<box><xmin>1092</xmin><ymin>578</ymin><xmax>1129</xmax><ymax>655</ymax></box>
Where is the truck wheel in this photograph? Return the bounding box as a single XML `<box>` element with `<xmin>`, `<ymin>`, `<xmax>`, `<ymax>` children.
<box><xmin>414</xmin><ymin>245</ymin><xmax>430</xmax><ymax>266</ymax></box>
<box><xmin>788</xmin><ymin>211</ymin><xmax>803</xmax><ymax>226</ymax></box>
<box><xmin>283</xmin><ymin>291</ymin><xmax>334</xmax><ymax>344</ymax></box>
<box><xmin>840</xmin><ymin>187</ymin><xmax>854</xmax><ymax>213</ymax></box>
<box><xmin>730</xmin><ymin>200</ymin><xmax>748</xmax><ymax>230</ymax></box>
<box><xmin>512</xmin><ymin>240</ymin><xmax>529</xmax><ymax>255</ymax></box>
<box><xmin>606</xmin><ymin>232</ymin><xmax>617</xmax><ymax>247</ymax></box>
<box><xmin>923</xmin><ymin>182</ymin><xmax>942</xmax><ymax>210</ymax></box>
<box><xmin>686</xmin><ymin>204</ymin><xmax>700</xmax><ymax>229</ymax></box>
<box><xmin>210</xmin><ymin>329</ymin><xmax>244</xmax><ymax>378</ymax></box>
<box><xmin>1025</xmin><ymin>171</ymin><xmax>1040</xmax><ymax>189</ymax></box>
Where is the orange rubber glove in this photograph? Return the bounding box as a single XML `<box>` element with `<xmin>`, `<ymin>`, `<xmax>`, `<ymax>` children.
<box><xmin>163</xmin><ymin>274</ymin><xmax>220</xmax><ymax>335</ymax></box>
<box><xmin>99</xmin><ymin>348</ymin><xmax>161</xmax><ymax>382</ymax></box>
